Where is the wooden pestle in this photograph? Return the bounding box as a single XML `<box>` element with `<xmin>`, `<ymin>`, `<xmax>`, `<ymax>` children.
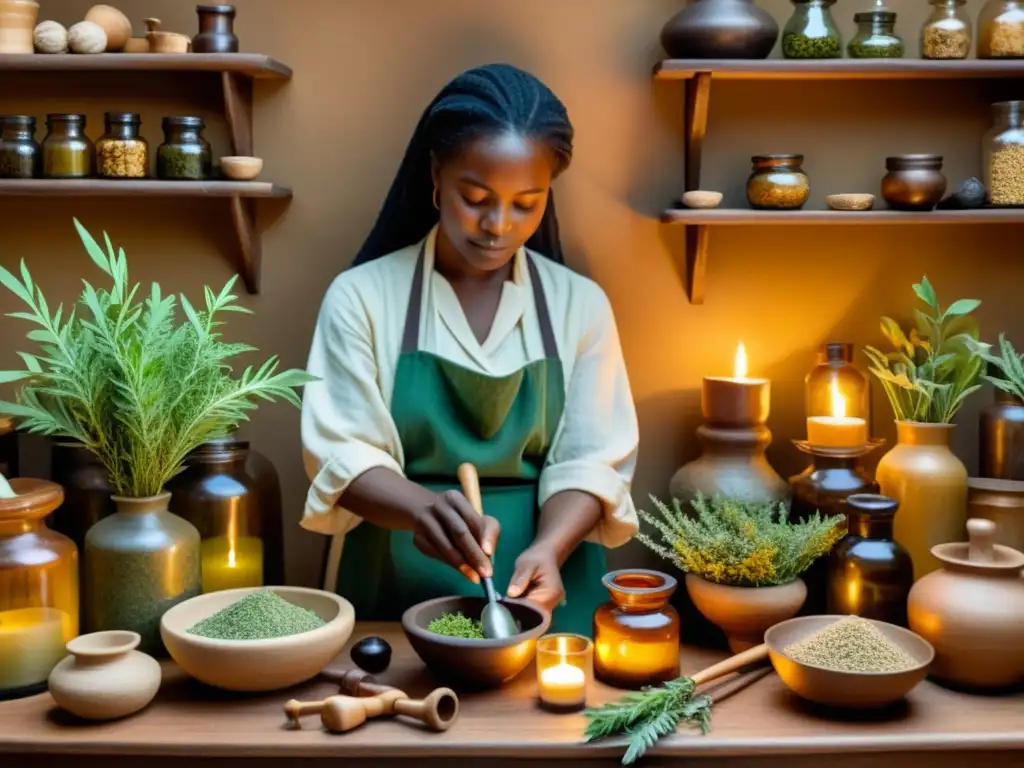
<box><xmin>689</xmin><ymin>644</ymin><xmax>770</xmax><ymax>687</ymax></box>
<box><xmin>285</xmin><ymin>689</ymin><xmax>407</xmax><ymax>733</ymax></box>
<box><xmin>323</xmin><ymin>668</ymin><xmax>460</xmax><ymax>732</ymax></box>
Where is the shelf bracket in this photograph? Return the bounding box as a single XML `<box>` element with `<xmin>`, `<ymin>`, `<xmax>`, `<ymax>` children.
<box><xmin>683</xmin><ymin>72</ymin><xmax>711</xmax><ymax>305</ymax></box>
<box><xmin>230</xmin><ymin>195</ymin><xmax>261</xmax><ymax>293</ymax></box>
<box><xmin>222</xmin><ymin>72</ymin><xmax>253</xmax><ymax>156</ymax></box>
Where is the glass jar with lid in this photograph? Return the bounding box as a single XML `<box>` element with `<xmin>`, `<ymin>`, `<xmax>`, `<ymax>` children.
<box><xmin>746</xmin><ymin>154</ymin><xmax>810</xmax><ymax>210</ymax></box>
<box><xmin>977</xmin><ymin>0</ymin><xmax>1024</xmax><ymax>57</ymax></box>
<box><xmin>984</xmin><ymin>100</ymin><xmax>1024</xmax><ymax>206</ymax></box>
<box><xmin>782</xmin><ymin>0</ymin><xmax>843</xmax><ymax>58</ymax></box>
<box><xmin>921</xmin><ymin>0</ymin><xmax>972</xmax><ymax>58</ymax></box>
<box><xmin>41</xmin><ymin>114</ymin><xmax>94</xmax><ymax>179</ymax></box>
<box><xmin>0</xmin><ymin>478</ymin><xmax>79</xmax><ymax>700</ymax></box>
<box><xmin>848</xmin><ymin>10</ymin><xmax>905</xmax><ymax>56</ymax></box>
<box><xmin>0</xmin><ymin>116</ymin><xmax>41</xmax><ymax>179</ymax></box>
<box><xmin>157</xmin><ymin>116</ymin><xmax>212</xmax><ymax>180</ymax></box>
<box><xmin>96</xmin><ymin>112</ymin><xmax>149</xmax><ymax>179</ymax></box>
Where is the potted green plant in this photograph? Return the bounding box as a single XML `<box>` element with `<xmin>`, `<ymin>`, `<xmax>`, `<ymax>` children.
<box><xmin>862</xmin><ymin>276</ymin><xmax>982</xmax><ymax>579</ymax></box>
<box><xmin>0</xmin><ymin>218</ymin><xmax>317</xmax><ymax>655</ymax></box>
<box><xmin>636</xmin><ymin>493</ymin><xmax>843</xmax><ymax>652</ymax></box>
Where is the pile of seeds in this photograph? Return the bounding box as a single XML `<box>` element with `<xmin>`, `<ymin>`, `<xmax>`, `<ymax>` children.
<box><xmin>989</xmin><ymin>144</ymin><xmax>1024</xmax><ymax>206</ymax></box>
<box><xmin>186</xmin><ymin>589</ymin><xmax>326</xmax><ymax>641</ymax></box>
<box><xmin>783</xmin><ymin>616</ymin><xmax>918</xmax><ymax>673</ymax></box>
<box><xmin>97</xmin><ymin>140</ymin><xmax>148</xmax><ymax>178</ymax></box>
<box><xmin>988</xmin><ymin>18</ymin><xmax>1024</xmax><ymax>57</ymax></box>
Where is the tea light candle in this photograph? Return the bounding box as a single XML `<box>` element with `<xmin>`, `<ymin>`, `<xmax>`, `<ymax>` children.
<box><xmin>807</xmin><ymin>380</ymin><xmax>868</xmax><ymax>449</ymax></box>
<box><xmin>702</xmin><ymin>342</ymin><xmax>771</xmax><ymax>427</ymax></box>
<box><xmin>201</xmin><ymin>535</ymin><xmax>264</xmax><ymax>593</ymax></box>
<box><xmin>536</xmin><ymin>633</ymin><xmax>592</xmax><ymax>712</ymax></box>
<box><xmin>0</xmin><ymin>607</ymin><xmax>71</xmax><ymax>692</ymax></box>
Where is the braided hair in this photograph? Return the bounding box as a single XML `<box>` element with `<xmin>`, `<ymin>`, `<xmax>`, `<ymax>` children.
<box><xmin>353</xmin><ymin>63</ymin><xmax>574</xmax><ymax>266</ymax></box>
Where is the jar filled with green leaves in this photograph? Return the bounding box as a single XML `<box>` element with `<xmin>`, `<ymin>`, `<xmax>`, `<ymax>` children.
<box><xmin>782</xmin><ymin>0</ymin><xmax>843</xmax><ymax>58</ymax></box>
<box><xmin>41</xmin><ymin>114</ymin><xmax>94</xmax><ymax>179</ymax></box>
<box><xmin>157</xmin><ymin>116</ymin><xmax>212</xmax><ymax>181</ymax></box>
<box><xmin>96</xmin><ymin>112</ymin><xmax>149</xmax><ymax>179</ymax></box>
<box><xmin>0</xmin><ymin>116</ymin><xmax>42</xmax><ymax>179</ymax></box>
<box><xmin>849</xmin><ymin>10</ymin><xmax>905</xmax><ymax>56</ymax></box>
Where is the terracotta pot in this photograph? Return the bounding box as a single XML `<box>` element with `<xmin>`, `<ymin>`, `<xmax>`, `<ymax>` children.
<box><xmin>876</xmin><ymin>422</ymin><xmax>967</xmax><ymax>580</ymax></box>
<box><xmin>661</xmin><ymin>0</ymin><xmax>779</xmax><ymax>59</ymax></box>
<box><xmin>967</xmin><ymin>477</ymin><xmax>1024</xmax><ymax>553</ymax></box>
<box><xmin>685</xmin><ymin>574</ymin><xmax>807</xmax><ymax>652</ymax></box>
<box><xmin>907</xmin><ymin>518</ymin><xmax>1024</xmax><ymax>690</ymax></box>
<box><xmin>48</xmin><ymin>630</ymin><xmax>161</xmax><ymax>720</ymax></box>
<box><xmin>0</xmin><ymin>0</ymin><xmax>38</xmax><ymax>54</ymax></box>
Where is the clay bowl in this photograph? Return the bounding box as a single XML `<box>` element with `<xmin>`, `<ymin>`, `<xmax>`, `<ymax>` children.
<box><xmin>765</xmin><ymin>615</ymin><xmax>934</xmax><ymax>709</ymax></box>
<box><xmin>402</xmin><ymin>596</ymin><xmax>551</xmax><ymax>689</ymax></box>
<box><xmin>160</xmin><ymin>586</ymin><xmax>355</xmax><ymax>692</ymax></box>
<box><xmin>220</xmin><ymin>155</ymin><xmax>263</xmax><ymax>180</ymax></box>
<box><xmin>826</xmin><ymin>193</ymin><xmax>875</xmax><ymax>211</ymax></box>
<box><xmin>682</xmin><ymin>190</ymin><xmax>723</xmax><ymax>209</ymax></box>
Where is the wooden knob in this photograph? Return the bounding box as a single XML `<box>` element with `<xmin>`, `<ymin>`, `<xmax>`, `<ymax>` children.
<box><xmin>457</xmin><ymin>463</ymin><xmax>483</xmax><ymax>516</ymax></box>
<box><xmin>392</xmin><ymin>687</ymin><xmax>460</xmax><ymax>732</ymax></box>
<box><xmin>967</xmin><ymin>518</ymin><xmax>997</xmax><ymax>563</ymax></box>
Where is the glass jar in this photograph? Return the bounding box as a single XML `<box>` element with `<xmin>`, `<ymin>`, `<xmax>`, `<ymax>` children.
<box><xmin>977</xmin><ymin>0</ymin><xmax>1024</xmax><ymax>57</ymax></box>
<box><xmin>0</xmin><ymin>478</ymin><xmax>79</xmax><ymax>700</ymax></box>
<box><xmin>593</xmin><ymin>569</ymin><xmax>680</xmax><ymax>689</ymax></box>
<box><xmin>157</xmin><ymin>116</ymin><xmax>212</xmax><ymax>180</ymax></box>
<box><xmin>536</xmin><ymin>633</ymin><xmax>593</xmax><ymax>712</ymax></box>
<box><xmin>0</xmin><ymin>115</ymin><xmax>41</xmax><ymax>179</ymax></box>
<box><xmin>96</xmin><ymin>112</ymin><xmax>149</xmax><ymax>179</ymax></box>
<box><xmin>746</xmin><ymin>154</ymin><xmax>810</xmax><ymax>210</ymax></box>
<box><xmin>0</xmin><ymin>419</ymin><xmax>17</xmax><ymax>479</ymax></box>
<box><xmin>782</xmin><ymin>0</ymin><xmax>842</xmax><ymax>58</ymax></box>
<box><xmin>805</xmin><ymin>343</ymin><xmax>871</xmax><ymax>425</ymax></box>
<box><xmin>41</xmin><ymin>114</ymin><xmax>94</xmax><ymax>179</ymax></box>
<box><xmin>984</xmin><ymin>100</ymin><xmax>1024</xmax><ymax>207</ymax></box>
<box><xmin>848</xmin><ymin>10</ymin><xmax>905</xmax><ymax>57</ymax></box>
<box><xmin>921</xmin><ymin>0</ymin><xmax>972</xmax><ymax>58</ymax></box>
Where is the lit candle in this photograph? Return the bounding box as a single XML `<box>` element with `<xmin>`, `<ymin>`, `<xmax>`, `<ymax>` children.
<box><xmin>0</xmin><ymin>607</ymin><xmax>72</xmax><ymax>692</ymax></box>
<box><xmin>540</xmin><ymin>662</ymin><xmax>586</xmax><ymax>708</ymax></box>
<box><xmin>807</xmin><ymin>380</ymin><xmax>868</xmax><ymax>449</ymax></box>
<box><xmin>702</xmin><ymin>341</ymin><xmax>771</xmax><ymax>427</ymax></box>
<box><xmin>201</xmin><ymin>536</ymin><xmax>264</xmax><ymax>593</ymax></box>
<box><xmin>536</xmin><ymin>633</ymin><xmax>591</xmax><ymax>711</ymax></box>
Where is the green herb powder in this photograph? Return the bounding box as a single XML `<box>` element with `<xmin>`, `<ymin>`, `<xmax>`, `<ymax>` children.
<box><xmin>186</xmin><ymin>589</ymin><xmax>326</xmax><ymax>640</ymax></box>
<box><xmin>427</xmin><ymin>611</ymin><xmax>485</xmax><ymax>639</ymax></box>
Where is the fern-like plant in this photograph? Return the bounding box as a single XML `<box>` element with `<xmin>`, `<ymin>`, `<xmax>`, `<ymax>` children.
<box><xmin>965</xmin><ymin>333</ymin><xmax>1024</xmax><ymax>400</ymax></box>
<box><xmin>635</xmin><ymin>493</ymin><xmax>844</xmax><ymax>588</ymax></box>
<box><xmin>862</xmin><ymin>276</ymin><xmax>983</xmax><ymax>424</ymax></box>
<box><xmin>0</xmin><ymin>217</ymin><xmax>318</xmax><ymax>498</ymax></box>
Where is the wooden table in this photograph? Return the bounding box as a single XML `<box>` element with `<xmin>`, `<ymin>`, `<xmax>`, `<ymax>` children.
<box><xmin>0</xmin><ymin>622</ymin><xmax>1021</xmax><ymax>767</ymax></box>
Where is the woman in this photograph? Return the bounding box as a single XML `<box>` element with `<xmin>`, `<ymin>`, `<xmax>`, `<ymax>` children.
<box><xmin>300</xmin><ymin>63</ymin><xmax>639</xmax><ymax>636</ymax></box>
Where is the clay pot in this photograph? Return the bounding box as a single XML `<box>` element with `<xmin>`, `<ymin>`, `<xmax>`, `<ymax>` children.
<box><xmin>907</xmin><ymin>518</ymin><xmax>1024</xmax><ymax>690</ymax></box>
<box><xmin>685</xmin><ymin>574</ymin><xmax>807</xmax><ymax>652</ymax></box>
<box><xmin>191</xmin><ymin>4</ymin><xmax>238</xmax><ymax>53</ymax></box>
<box><xmin>661</xmin><ymin>0</ymin><xmax>779</xmax><ymax>59</ymax></box>
<box><xmin>0</xmin><ymin>0</ymin><xmax>38</xmax><ymax>53</ymax></box>
<box><xmin>876</xmin><ymin>421</ymin><xmax>967</xmax><ymax>580</ymax></box>
<box><xmin>967</xmin><ymin>477</ymin><xmax>1024</xmax><ymax>553</ymax></box>
<box><xmin>48</xmin><ymin>630</ymin><xmax>161</xmax><ymax>720</ymax></box>
<box><xmin>880</xmin><ymin>154</ymin><xmax>947</xmax><ymax>211</ymax></box>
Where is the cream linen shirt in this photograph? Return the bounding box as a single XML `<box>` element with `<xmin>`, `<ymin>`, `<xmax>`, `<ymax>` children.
<box><xmin>300</xmin><ymin>226</ymin><xmax>640</xmax><ymax>573</ymax></box>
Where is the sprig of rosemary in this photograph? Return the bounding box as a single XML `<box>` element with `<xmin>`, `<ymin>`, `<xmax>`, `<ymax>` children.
<box><xmin>582</xmin><ymin>676</ymin><xmax>713</xmax><ymax>765</ymax></box>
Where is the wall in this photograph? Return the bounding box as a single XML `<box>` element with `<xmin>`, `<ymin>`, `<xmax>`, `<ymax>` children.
<box><xmin>2</xmin><ymin>0</ymin><xmax>1021</xmax><ymax>589</ymax></box>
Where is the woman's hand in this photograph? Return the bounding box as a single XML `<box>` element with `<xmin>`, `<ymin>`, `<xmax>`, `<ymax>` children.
<box><xmin>506</xmin><ymin>544</ymin><xmax>565</xmax><ymax>612</ymax></box>
<box><xmin>411</xmin><ymin>490</ymin><xmax>501</xmax><ymax>584</ymax></box>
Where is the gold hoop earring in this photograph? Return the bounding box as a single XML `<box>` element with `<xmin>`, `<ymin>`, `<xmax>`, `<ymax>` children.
<box><xmin>433</xmin><ymin>187</ymin><xmax>440</xmax><ymax>210</ymax></box>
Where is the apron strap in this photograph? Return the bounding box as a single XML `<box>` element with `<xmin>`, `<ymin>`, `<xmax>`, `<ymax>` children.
<box><xmin>400</xmin><ymin>242</ymin><xmax>560</xmax><ymax>359</ymax></box>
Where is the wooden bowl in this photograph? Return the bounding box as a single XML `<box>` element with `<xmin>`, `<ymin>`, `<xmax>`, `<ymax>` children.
<box><xmin>160</xmin><ymin>586</ymin><xmax>355</xmax><ymax>692</ymax></box>
<box><xmin>401</xmin><ymin>596</ymin><xmax>551</xmax><ymax>689</ymax></box>
<box><xmin>765</xmin><ymin>615</ymin><xmax>934</xmax><ymax>709</ymax></box>
<box><xmin>682</xmin><ymin>190</ymin><xmax>723</xmax><ymax>209</ymax></box>
<box><xmin>826</xmin><ymin>193</ymin><xmax>875</xmax><ymax>211</ymax></box>
<box><xmin>220</xmin><ymin>156</ymin><xmax>263</xmax><ymax>180</ymax></box>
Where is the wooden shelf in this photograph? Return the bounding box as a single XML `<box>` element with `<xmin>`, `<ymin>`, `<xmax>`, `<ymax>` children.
<box><xmin>654</xmin><ymin>58</ymin><xmax>1024</xmax><ymax>80</ymax></box>
<box><xmin>0</xmin><ymin>179</ymin><xmax>292</xmax><ymax>198</ymax></box>
<box><xmin>0</xmin><ymin>53</ymin><xmax>291</xmax><ymax>79</ymax></box>
<box><xmin>661</xmin><ymin>208</ymin><xmax>1024</xmax><ymax>224</ymax></box>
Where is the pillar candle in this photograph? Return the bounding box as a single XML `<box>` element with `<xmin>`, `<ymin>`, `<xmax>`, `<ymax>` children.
<box><xmin>0</xmin><ymin>607</ymin><xmax>70</xmax><ymax>691</ymax></box>
<box><xmin>702</xmin><ymin>341</ymin><xmax>771</xmax><ymax>427</ymax></box>
<box><xmin>807</xmin><ymin>380</ymin><xmax>868</xmax><ymax>449</ymax></box>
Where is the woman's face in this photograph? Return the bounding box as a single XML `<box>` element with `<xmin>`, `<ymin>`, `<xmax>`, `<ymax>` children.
<box><xmin>432</xmin><ymin>131</ymin><xmax>555</xmax><ymax>274</ymax></box>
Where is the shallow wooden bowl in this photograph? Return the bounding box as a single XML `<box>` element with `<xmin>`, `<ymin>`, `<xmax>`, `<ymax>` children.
<box><xmin>682</xmin><ymin>190</ymin><xmax>723</xmax><ymax>209</ymax></box>
<box><xmin>160</xmin><ymin>586</ymin><xmax>354</xmax><ymax>692</ymax></box>
<box><xmin>826</xmin><ymin>193</ymin><xmax>875</xmax><ymax>211</ymax></box>
<box><xmin>402</xmin><ymin>595</ymin><xmax>551</xmax><ymax>690</ymax></box>
<box><xmin>220</xmin><ymin>155</ymin><xmax>263</xmax><ymax>180</ymax></box>
<box><xmin>765</xmin><ymin>615</ymin><xmax>934</xmax><ymax>709</ymax></box>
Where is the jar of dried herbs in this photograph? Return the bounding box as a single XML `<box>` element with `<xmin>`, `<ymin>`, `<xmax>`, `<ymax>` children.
<box><xmin>41</xmin><ymin>114</ymin><xmax>94</xmax><ymax>179</ymax></box>
<box><xmin>782</xmin><ymin>0</ymin><xmax>843</xmax><ymax>58</ymax></box>
<box><xmin>157</xmin><ymin>116</ymin><xmax>212</xmax><ymax>181</ymax></box>
<box><xmin>96</xmin><ymin>112</ymin><xmax>149</xmax><ymax>179</ymax></box>
<box><xmin>0</xmin><ymin>115</ymin><xmax>42</xmax><ymax>179</ymax></box>
<box><xmin>977</xmin><ymin>0</ymin><xmax>1024</xmax><ymax>57</ymax></box>
<box><xmin>921</xmin><ymin>0</ymin><xmax>972</xmax><ymax>58</ymax></box>
<box><xmin>747</xmin><ymin>154</ymin><xmax>810</xmax><ymax>210</ymax></box>
<box><xmin>848</xmin><ymin>10</ymin><xmax>905</xmax><ymax>57</ymax></box>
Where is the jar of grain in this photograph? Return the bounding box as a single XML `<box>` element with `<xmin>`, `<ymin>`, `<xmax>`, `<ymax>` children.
<box><xmin>921</xmin><ymin>0</ymin><xmax>972</xmax><ymax>59</ymax></box>
<box><xmin>746</xmin><ymin>154</ymin><xmax>810</xmax><ymax>210</ymax></box>
<box><xmin>984</xmin><ymin>100</ymin><xmax>1024</xmax><ymax>207</ymax></box>
<box><xmin>0</xmin><ymin>115</ymin><xmax>41</xmax><ymax>178</ymax></box>
<box><xmin>41</xmin><ymin>114</ymin><xmax>94</xmax><ymax>179</ymax></box>
<box><xmin>157</xmin><ymin>116</ymin><xmax>212</xmax><ymax>181</ymax></box>
<box><xmin>96</xmin><ymin>112</ymin><xmax>149</xmax><ymax>179</ymax></box>
<box><xmin>848</xmin><ymin>10</ymin><xmax>905</xmax><ymax>57</ymax></box>
<box><xmin>977</xmin><ymin>0</ymin><xmax>1024</xmax><ymax>57</ymax></box>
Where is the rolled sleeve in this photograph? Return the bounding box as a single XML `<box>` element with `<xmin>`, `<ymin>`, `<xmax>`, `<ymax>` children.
<box><xmin>539</xmin><ymin>284</ymin><xmax>639</xmax><ymax>548</ymax></box>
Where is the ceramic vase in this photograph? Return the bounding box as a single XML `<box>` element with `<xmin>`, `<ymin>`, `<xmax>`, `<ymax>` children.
<box><xmin>661</xmin><ymin>0</ymin><xmax>779</xmax><ymax>59</ymax></box>
<box><xmin>875</xmin><ymin>422</ymin><xmax>967</xmax><ymax>580</ymax></box>
<box><xmin>685</xmin><ymin>574</ymin><xmax>807</xmax><ymax>652</ymax></box>
<box><xmin>48</xmin><ymin>630</ymin><xmax>161</xmax><ymax>720</ymax></box>
<box><xmin>907</xmin><ymin>518</ymin><xmax>1024</xmax><ymax>690</ymax></box>
<box><xmin>84</xmin><ymin>493</ymin><xmax>201</xmax><ymax>657</ymax></box>
<box><xmin>966</xmin><ymin>477</ymin><xmax>1024</xmax><ymax>553</ymax></box>
<box><xmin>0</xmin><ymin>0</ymin><xmax>38</xmax><ymax>54</ymax></box>
<box><xmin>191</xmin><ymin>4</ymin><xmax>239</xmax><ymax>53</ymax></box>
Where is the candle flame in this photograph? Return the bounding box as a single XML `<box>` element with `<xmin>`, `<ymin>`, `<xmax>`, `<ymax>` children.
<box><xmin>830</xmin><ymin>380</ymin><xmax>846</xmax><ymax>419</ymax></box>
<box><xmin>228</xmin><ymin>548</ymin><xmax>237</xmax><ymax>568</ymax></box>
<box><xmin>733</xmin><ymin>341</ymin><xmax>748</xmax><ymax>379</ymax></box>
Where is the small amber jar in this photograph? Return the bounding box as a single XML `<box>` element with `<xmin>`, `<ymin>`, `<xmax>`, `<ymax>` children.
<box><xmin>157</xmin><ymin>116</ymin><xmax>212</xmax><ymax>180</ymax></box>
<box><xmin>746</xmin><ymin>154</ymin><xmax>810</xmax><ymax>210</ymax></box>
<box><xmin>41</xmin><ymin>114</ymin><xmax>94</xmax><ymax>179</ymax></box>
<box><xmin>96</xmin><ymin>112</ymin><xmax>149</xmax><ymax>179</ymax></box>
<box><xmin>593</xmin><ymin>569</ymin><xmax>680</xmax><ymax>689</ymax></box>
<box><xmin>0</xmin><ymin>478</ymin><xmax>79</xmax><ymax>700</ymax></box>
<box><xmin>0</xmin><ymin>115</ymin><xmax>41</xmax><ymax>179</ymax></box>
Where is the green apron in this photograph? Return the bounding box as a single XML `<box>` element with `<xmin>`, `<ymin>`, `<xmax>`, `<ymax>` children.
<box><xmin>334</xmin><ymin>246</ymin><xmax>608</xmax><ymax>636</ymax></box>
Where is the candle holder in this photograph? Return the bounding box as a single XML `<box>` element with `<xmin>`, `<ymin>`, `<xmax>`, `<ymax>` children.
<box><xmin>536</xmin><ymin>633</ymin><xmax>592</xmax><ymax>713</ymax></box>
<box><xmin>806</xmin><ymin>342</ymin><xmax>870</xmax><ymax>426</ymax></box>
